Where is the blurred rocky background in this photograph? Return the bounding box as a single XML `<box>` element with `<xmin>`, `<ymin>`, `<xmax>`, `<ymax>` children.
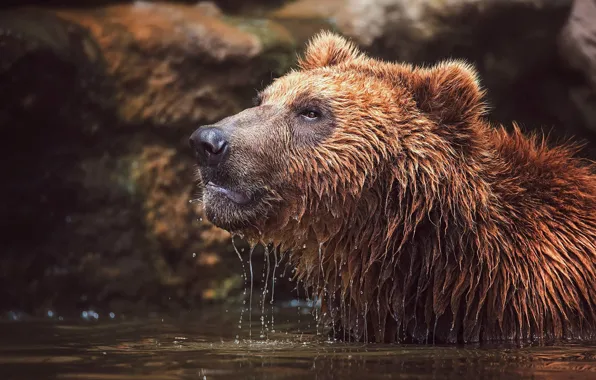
<box><xmin>0</xmin><ymin>0</ymin><xmax>594</xmax><ymax>319</ymax></box>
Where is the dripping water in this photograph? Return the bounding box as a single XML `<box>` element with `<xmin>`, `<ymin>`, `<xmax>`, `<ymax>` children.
<box><xmin>377</xmin><ymin>298</ymin><xmax>382</xmax><ymax>341</ymax></box>
<box><xmin>355</xmin><ymin>293</ymin><xmax>360</xmax><ymax>341</ymax></box>
<box><xmin>433</xmin><ymin>317</ymin><xmax>439</xmax><ymax>345</ymax></box>
<box><xmin>232</xmin><ymin>237</ymin><xmax>248</xmax><ymax>343</ymax></box>
<box><xmin>248</xmin><ymin>244</ymin><xmax>255</xmax><ymax>340</ymax></box>
<box><xmin>260</xmin><ymin>245</ymin><xmax>271</xmax><ymax>339</ymax></box>
<box><xmin>341</xmin><ymin>273</ymin><xmax>347</xmax><ymax>342</ymax></box>
<box><xmin>316</xmin><ymin>242</ymin><xmax>325</xmax><ymax>336</ymax></box>
<box><xmin>330</xmin><ymin>247</ymin><xmax>340</xmax><ymax>340</ymax></box>
<box><xmin>270</xmin><ymin>248</ymin><xmax>279</xmax><ymax>333</ymax></box>
<box><xmin>348</xmin><ymin>279</ymin><xmax>354</xmax><ymax>343</ymax></box>
<box><xmin>296</xmin><ymin>283</ymin><xmax>301</xmax><ymax>327</ymax></box>
<box><xmin>365</xmin><ymin>302</ymin><xmax>370</xmax><ymax>343</ymax></box>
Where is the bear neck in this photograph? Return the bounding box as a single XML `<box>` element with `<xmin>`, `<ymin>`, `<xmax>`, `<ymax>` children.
<box><xmin>278</xmin><ymin>119</ymin><xmax>500</xmax><ymax>341</ymax></box>
<box><xmin>284</xmin><ymin>120</ymin><xmax>596</xmax><ymax>344</ymax></box>
<box><xmin>261</xmin><ymin>117</ymin><xmax>596</xmax><ymax>344</ymax></box>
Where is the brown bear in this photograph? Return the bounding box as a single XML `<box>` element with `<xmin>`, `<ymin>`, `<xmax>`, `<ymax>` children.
<box><xmin>189</xmin><ymin>31</ymin><xmax>596</xmax><ymax>343</ymax></box>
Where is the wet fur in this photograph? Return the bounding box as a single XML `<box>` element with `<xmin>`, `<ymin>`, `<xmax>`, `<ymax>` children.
<box><xmin>209</xmin><ymin>32</ymin><xmax>596</xmax><ymax>343</ymax></box>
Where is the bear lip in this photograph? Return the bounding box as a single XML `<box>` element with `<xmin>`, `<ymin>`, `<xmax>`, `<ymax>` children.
<box><xmin>205</xmin><ymin>182</ymin><xmax>251</xmax><ymax>205</ymax></box>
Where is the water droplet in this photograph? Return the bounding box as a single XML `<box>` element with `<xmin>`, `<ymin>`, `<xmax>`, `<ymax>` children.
<box><xmin>192</xmin><ymin>252</ymin><xmax>197</xmax><ymax>258</ymax></box>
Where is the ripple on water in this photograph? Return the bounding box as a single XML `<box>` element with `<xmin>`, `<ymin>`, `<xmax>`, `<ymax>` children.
<box><xmin>1</xmin><ymin>309</ymin><xmax>596</xmax><ymax>380</ymax></box>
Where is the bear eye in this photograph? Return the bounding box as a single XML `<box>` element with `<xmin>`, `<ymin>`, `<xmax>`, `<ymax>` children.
<box><xmin>299</xmin><ymin>109</ymin><xmax>321</xmax><ymax>120</ymax></box>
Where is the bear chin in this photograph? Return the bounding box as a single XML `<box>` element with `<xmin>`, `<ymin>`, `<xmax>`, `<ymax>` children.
<box><xmin>201</xmin><ymin>185</ymin><xmax>270</xmax><ymax>233</ymax></box>
<box><xmin>202</xmin><ymin>199</ymin><xmax>251</xmax><ymax>232</ymax></box>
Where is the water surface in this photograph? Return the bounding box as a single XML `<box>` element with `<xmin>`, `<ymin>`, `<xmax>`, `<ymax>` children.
<box><xmin>1</xmin><ymin>306</ymin><xmax>596</xmax><ymax>379</ymax></box>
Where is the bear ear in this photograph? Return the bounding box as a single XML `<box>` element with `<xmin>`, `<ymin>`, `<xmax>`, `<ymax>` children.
<box><xmin>298</xmin><ymin>31</ymin><xmax>363</xmax><ymax>70</ymax></box>
<box><xmin>411</xmin><ymin>60</ymin><xmax>487</xmax><ymax>125</ymax></box>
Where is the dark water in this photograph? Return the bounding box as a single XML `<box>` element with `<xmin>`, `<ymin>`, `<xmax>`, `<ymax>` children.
<box><xmin>2</xmin><ymin>305</ymin><xmax>596</xmax><ymax>380</ymax></box>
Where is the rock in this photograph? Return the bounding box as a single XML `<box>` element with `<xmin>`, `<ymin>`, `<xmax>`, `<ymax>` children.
<box><xmin>0</xmin><ymin>9</ymin><xmax>108</xmax><ymax>133</ymax></box>
<box><xmin>335</xmin><ymin>0</ymin><xmax>571</xmax><ymax>106</ymax></box>
<box><xmin>560</xmin><ymin>0</ymin><xmax>596</xmax><ymax>88</ymax></box>
<box><xmin>53</xmin><ymin>2</ymin><xmax>295</xmax><ymax>127</ymax></box>
<box><xmin>270</xmin><ymin>0</ymin><xmax>343</xmax><ymax>46</ymax></box>
<box><xmin>0</xmin><ymin>2</ymin><xmax>296</xmax><ymax>316</ymax></box>
<box><xmin>1</xmin><ymin>1</ymin><xmax>289</xmax><ymax>14</ymax></box>
<box><xmin>558</xmin><ymin>0</ymin><xmax>596</xmax><ymax>134</ymax></box>
<box><xmin>337</xmin><ymin>0</ymin><xmax>571</xmax><ymax>57</ymax></box>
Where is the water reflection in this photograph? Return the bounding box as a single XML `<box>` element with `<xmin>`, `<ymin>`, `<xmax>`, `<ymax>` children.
<box><xmin>1</xmin><ymin>306</ymin><xmax>596</xmax><ymax>379</ymax></box>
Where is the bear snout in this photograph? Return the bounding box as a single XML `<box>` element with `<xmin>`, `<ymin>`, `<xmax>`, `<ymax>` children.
<box><xmin>189</xmin><ymin>126</ymin><xmax>230</xmax><ymax>167</ymax></box>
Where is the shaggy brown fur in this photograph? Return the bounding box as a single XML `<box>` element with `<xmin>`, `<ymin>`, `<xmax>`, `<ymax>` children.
<box><xmin>192</xmin><ymin>32</ymin><xmax>596</xmax><ymax>343</ymax></box>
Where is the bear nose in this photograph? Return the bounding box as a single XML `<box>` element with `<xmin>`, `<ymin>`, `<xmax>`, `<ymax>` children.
<box><xmin>189</xmin><ymin>126</ymin><xmax>229</xmax><ymax>166</ymax></box>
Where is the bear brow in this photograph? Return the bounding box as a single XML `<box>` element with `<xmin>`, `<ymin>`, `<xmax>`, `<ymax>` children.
<box><xmin>291</xmin><ymin>93</ymin><xmax>330</xmax><ymax>112</ymax></box>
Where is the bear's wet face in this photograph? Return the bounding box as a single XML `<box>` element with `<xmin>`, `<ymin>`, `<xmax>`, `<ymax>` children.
<box><xmin>191</xmin><ymin>32</ymin><xmax>409</xmax><ymax>239</ymax></box>
<box><xmin>190</xmin><ymin>90</ymin><xmax>339</xmax><ymax>234</ymax></box>
<box><xmin>190</xmin><ymin>105</ymin><xmax>284</xmax><ymax>232</ymax></box>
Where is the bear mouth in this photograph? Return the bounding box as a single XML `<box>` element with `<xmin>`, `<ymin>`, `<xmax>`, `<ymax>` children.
<box><xmin>204</xmin><ymin>182</ymin><xmax>251</xmax><ymax>205</ymax></box>
<box><xmin>201</xmin><ymin>178</ymin><xmax>270</xmax><ymax>232</ymax></box>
